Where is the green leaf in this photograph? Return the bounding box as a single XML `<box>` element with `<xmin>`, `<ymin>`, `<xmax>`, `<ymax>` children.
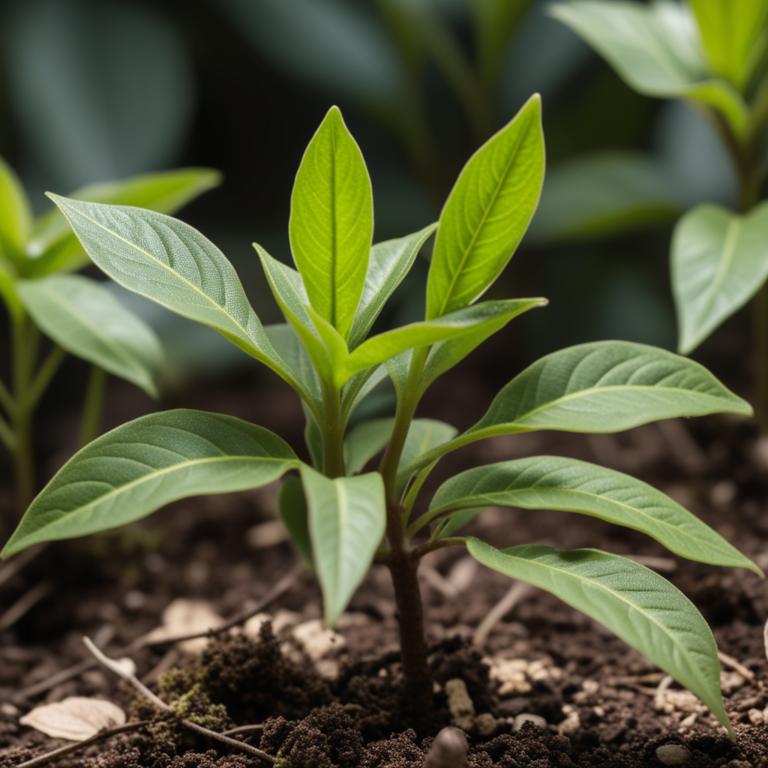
<box><xmin>467</xmin><ymin>539</ymin><xmax>731</xmax><ymax>732</ymax></box>
<box><xmin>690</xmin><ymin>0</ymin><xmax>768</xmax><ymax>91</ymax></box>
<box><xmin>431</xmin><ymin>456</ymin><xmax>758</xmax><ymax>573</ymax></box>
<box><xmin>528</xmin><ymin>152</ymin><xmax>681</xmax><ymax>244</ymax></box>
<box><xmin>672</xmin><ymin>203</ymin><xmax>768</xmax><ymax>354</ymax></box>
<box><xmin>289</xmin><ymin>106</ymin><xmax>373</xmax><ymax>339</ymax></box>
<box><xmin>28</xmin><ymin>168</ymin><xmax>221</xmax><ymax>277</ymax></box>
<box><xmin>344</xmin><ymin>418</ymin><xmax>394</xmax><ymax>474</ymax></box>
<box><xmin>346</xmin><ymin>299</ymin><xmax>546</xmax><ymax>384</ymax></box>
<box><xmin>264</xmin><ymin>324</ymin><xmax>322</xmax><ymax>407</ymax></box>
<box><xmin>0</xmin><ymin>156</ymin><xmax>32</xmax><ymax>261</ymax></box>
<box><xmin>426</xmin><ymin>95</ymin><xmax>544</xmax><ymax>318</ymax></box>
<box><xmin>349</xmin><ymin>223</ymin><xmax>437</xmax><ymax>347</ymax></box>
<box><xmin>469</xmin><ymin>341</ymin><xmax>751</xmax><ymax>439</ymax></box>
<box><xmin>396</xmin><ymin>419</ymin><xmax>458</xmax><ymax>495</ymax></box>
<box><xmin>551</xmin><ymin>0</ymin><xmax>750</xmax><ymax>139</ymax></box>
<box><xmin>17</xmin><ymin>275</ymin><xmax>162</xmax><ymax>397</ymax></box>
<box><xmin>299</xmin><ymin>465</ymin><xmax>386</xmax><ymax>624</ymax></box>
<box><xmin>278</xmin><ymin>474</ymin><xmax>313</xmax><ymax>565</ymax></box>
<box><xmin>256</xmin><ymin>244</ymin><xmax>335</xmax><ymax>383</ymax></box>
<box><xmin>1</xmin><ymin>410</ymin><xmax>298</xmax><ymax>557</ymax></box>
<box><xmin>47</xmin><ymin>196</ymin><xmax>303</xmax><ymax>395</ymax></box>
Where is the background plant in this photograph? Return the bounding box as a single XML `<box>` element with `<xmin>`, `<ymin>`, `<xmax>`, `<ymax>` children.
<box><xmin>2</xmin><ymin>102</ymin><xmax>760</xmax><ymax>733</ymax></box>
<box><xmin>0</xmin><ymin>160</ymin><xmax>218</xmax><ymax>525</ymax></box>
<box><xmin>549</xmin><ymin>0</ymin><xmax>768</xmax><ymax>424</ymax></box>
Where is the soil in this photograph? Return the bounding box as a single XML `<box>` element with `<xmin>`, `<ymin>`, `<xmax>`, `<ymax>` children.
<box><xmin>1</xmin><ymin>375</ymin><xmax>767</xmax><ymax>767</ymax></box>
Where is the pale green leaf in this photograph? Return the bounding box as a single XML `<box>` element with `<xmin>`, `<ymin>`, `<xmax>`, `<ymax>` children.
<box><xmin>672</xmin><ymin>202</ymin><xmax>768</xmax><ymax>354</ymax></box>
<box><xmin>344</xmin><ymin>418</ymin><xmax>394</xmax><ymax>474</ymax></box>
<box><xmin>426</xmin><ymin>95</ymin><xmax>544</xmax><ymax>317</ymax></box>
<box><xmin>265</xmin><ymin>324</ymin><xmax>322</xmax><ymax>407</ymax></box>
<box><xmin>349</xmin><ymin>223</ymin><xmax>437</xmax><ymax>347</ymax></box>
<box><xmin>470</xmin><ymin>341</ymin><xmax>751</xmax><ymax>440</ymax></box>
<box><xmin>431</xmin><ymin>456</ymin><xmax>758</xmax><ymax>572</ymax></box>
<box><xmin>396</xmin><ymin>419</ymin><xmax>458</xmax><ymax>495</ymax></box>
<box><xmin>17</xmin><ymin>275</ymin><xmax>162</xmax><ymax>397</ymax></box>
<box><xmin>289</xmin><ymin>106</ymin><xmax>373</xmax><ymax>338</ymax></box>
<box><xmin>468</xmin><ymin>539</ymin><xmax>731</xmax><ymax>731</ymax></box>
<box><xmin>47</xmin><ymin>196</ymin><xmax>303</xmax><ymax>396</ymax></box>
<box><xmin>1</xmin><ymin>410</ymin><xmax>298</xmax><ymax>557</ymax></box>
<box><xmin>551</xmin><ymin>0</ymin><xmax>750</xmax><ymax>139</ymax></box>
<box><xmin>28</xmin><ymin>168</ymin><xmax>221</xmax><ymax>276</ymax></box>
<box><xmin>691</xmin><ymin>0</ymin><xmax>768</xmax><ymax>91</ymax></box>
<box><xmin>300</xmin><ymin>465</ymin><xmax>386</xmax><ymax>624</ymax></box>
<box><xmin>0</xmin><ymin>156</ymin><xmax>32</xmax><ymax>261</ymax></box>
<box><xmin>529</xmin><ymin>152</ymin><xmax>681</xmax><ymax>244</ymax></box>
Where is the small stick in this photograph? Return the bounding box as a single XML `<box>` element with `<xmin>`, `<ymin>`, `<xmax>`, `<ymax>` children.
<box><xmin>0</xmin><ymin>582</ymin><xmax>51</xmax><ymax>631</ymax></box>
<box><xmin>221</xmin><ymin>724</ymin><xmax>264</xmax><ymax>737</ymax></box>
<box><xmin>717</xmin><ymin>650</ymin><xmax>755</xmax><ymax>681</ymax></box>
<box><xmin>0</xmin><ymin>545</ymin><xmax>44</xmax><ymax>590</ymax></box>
<box><xmin>473</xmin><ymin>582</ymin><xmax>529</xmax><ymax>647</ymax></box>
<box><xmin>15</xmin><ymin>565</ymin><xmax>303</xmax><ymax>702</ymax></box>
<box><xmin>83</xmin><ymin>637</ymin><xmax>275</xmax><ymax>764</ymax></box>
<box><xmin>15</xmin><ymin>721</ymin><xmax>150</xmax><ymax>768</ymax></box>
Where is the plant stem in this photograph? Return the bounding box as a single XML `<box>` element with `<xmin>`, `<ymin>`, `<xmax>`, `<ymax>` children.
<box><xmin>321</xmin><ymin>383</ymin><xmax>346</xmax><ymax>478</ymax></box>
<box><xmin>79</xmin><ymin>366</ymin><xmax>107</xmax><ymax>447</ymax></box>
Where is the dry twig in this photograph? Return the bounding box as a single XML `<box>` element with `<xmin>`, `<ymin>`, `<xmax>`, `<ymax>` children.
<box><xmin>83</xmin><ymin>637</ymin><xmax>275</xmax><ymax>764</ymax></box>
<box><xmin>473</xmin><ymin>582</ymin><xmax>529</xmax><ymax>647</ymax></box>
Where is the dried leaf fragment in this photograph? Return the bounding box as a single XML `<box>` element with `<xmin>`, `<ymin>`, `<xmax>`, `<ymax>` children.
<box><xmin>144</xmin><ymin>598</ymin><xmax>223</xmax><ymax>653</ymax></box>
<box><xmin>20</xmin><ymin>696</ymin><xmax>126</xmax><ymax>741</ymax></box>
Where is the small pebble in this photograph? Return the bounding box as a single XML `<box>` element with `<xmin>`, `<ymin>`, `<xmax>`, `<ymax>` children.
<box><xmin>424</xmin><ymin>726</ymin><xmax>468</xmax><ymax>768</ymax></box>
<box><xmin>474</xmin><ymin>712</ymin><xmax>498</xmax><ymax>736</ymax></box>
<box><xmin>445</xmin><ymin>679</ymin><xmax>476</xmax><ymax>731</ymax></box>
<box><xmin>656</xmin><ymin>743</ymin><xmax>690</xmax><ymax>765</ymax></box>
<box><xmin>513</xmin><ymin>713</ymin><xmax>547</xmax><ymax>731</ymax></box>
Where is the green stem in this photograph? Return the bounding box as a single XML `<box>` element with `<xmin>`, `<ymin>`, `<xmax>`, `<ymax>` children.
<box><xmin>0</xmin><ymin>414</ymin><xmax>15</xmax><ymax>452</ymax></box>
<box><xmin>79</xmin><ymin>366</ymin><xmax>107</xmax><ymax>447</ymax></box>
<box><xmin>26</xmin><ymin>346</ymin><xmax>66</xmax><ymax>411</ymax></box>
<box><xmin>0</xmin><ymin>377</ymin><xmax>14</xmax><ymax>417</ymax></box>
<box><xmin>320</xmin><ymin>383</ymin><xmax>346</xmax><ymax>478</ymax></box>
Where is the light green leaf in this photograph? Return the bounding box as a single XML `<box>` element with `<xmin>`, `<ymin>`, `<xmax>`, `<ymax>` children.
<box><xmin>278</xmin><ymin>474</ymin><xmax>313</xmax><ymax>565</ymax></box>
<box><xmin>300</xmin><ymin>465</ymin><xmax>386</xmax><ymax>624</ymax></box>
<box><xmin>256</xmin><ymin>244</ymin><xmax>334</xmax><ymax>383</ymax></box>
<box><xmin>1</xmin><ymin>410</ymin><xmax>298</xmax><ymax>557</ymax></box>
<box><xmin>349</xmin><ymin>223</ymin><xmax>437</xmax><ymax>347</ymax></box>
<box><xmin>672</xmin><ymin>203</ymin><xmax>768</xmax><ymax>354</ymax></box>
<box><xmin>691</xmin><ymin>0</ymin><xmax>768</xmax><ymax>91</ymax></box>
<box><xmin>28</xmin><ymin>168</ymin><xmax>221</xmax><ymax>276</ymax></box>
<box><xmin>17</xmin><ymin>275</ymin><xmax>162</xmax><ymax>397</ymax></box>
<box><xmin>467</xmin><ymin>539</ymin><xmax>731</xmax><ymax>731</ymax></box>
<box><xmin>265</xmin><ymin>324</ymin><xmax>322</xmax><ymax>407</ymax></box>
<box><xmin>47</xmin><ymin>196</ymin><xmax>302</xmax><ymax>395</ymax></box>
<box><xmin>0</xmin><ymin>156</ymin><xmax>32</xmax><ymax>261</ymax></box>
<box><xmin>344</xmin><ymin>418</ymin><xmax>394</xmax><ymax>474</ymax></box>
<box><xmin>426</xmin><ymin>95</ymin><xmax>544</xmax><ymax>317</ymax></box>
<box><xmin>419</xmin><ymin>298</ymin><xmax>547</xmax><ymax>393</ymax></box>
<box><xmin>289</xmin><ymin>106</ymin><xmax>373</xmax><ymax>339</ymax></box>
<box><xmin>529</xmin><ymin>152</ymin><xmax>681</xmax><ymax>244</ymax></box>
<box><xmin>431</xmin><ymin>456</ymin><xmax>758</xmax><ymax>572</ymax></box>
<box><xmin>469</xmin><ymin>341</ymin><xmax>751</xmax><ymax>439</ymax></box>
<box><xmin>347</xmin><ymin>299</ymin><xmax>546</xmax><ymax>384</ymax></box>
<box><xmin>551</xmin><ymin>0</ymin><xmax>750</xmax><ymax>139</ymax></box>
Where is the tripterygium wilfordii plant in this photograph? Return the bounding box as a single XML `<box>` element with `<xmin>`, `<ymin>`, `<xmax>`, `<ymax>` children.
<box><xmin>2</xmin><ymin>99</ymin><xmax>761</xmax><ymax>731</ymax></box>
<box><xmin>0</xmin><ymin>160</ymin><xmax>219</xmax><ymax>521</ymax></box>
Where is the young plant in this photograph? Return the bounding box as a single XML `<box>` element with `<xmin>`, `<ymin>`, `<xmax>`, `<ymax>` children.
<box><xmin>551</xmin><ymin>0</ymin><xmax>768</xmax><ymax>422</ymax></box>
<box><xmin>1</xmin><ymin>101</ymin><xmax>759</xmax><ymax>733</ymax></box>
<box><xmin>0</xmin><ymin>161</ymin><xmax>219</xmax><ymax>523</ymax></box>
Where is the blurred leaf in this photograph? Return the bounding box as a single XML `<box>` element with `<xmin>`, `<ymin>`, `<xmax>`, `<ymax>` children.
<box><xmin>278</xmin><ymin>474</ymin><xmax>313</xmax><ymax>565</ymax></box>
<box><xmin>0</xmin><ymin>156</ymin><xmax>32</xmax><ymax>260</ymax></box>
<box><xmin>471</xmin><ymin>0</ymin><xmax>535</xmax><ymax>84</ymax></box>
<box><xmin>4</xmin><ymin>0</ymin><xmax>194</xmax><ymax>189</ymax></box>
<box><xmin>344</xmin><ymin>418</ymin><xmax>394</xmax><ymax>473</ymax></box>
<box><xmin>672</xmin><ymin>202</ymin><xmax>768</xmax><ymax>354</ymax></box>
<box><xmin>26</xmin><ymin>168</ymin><xmax>221</xmax><ymax>276</ymax></box>
<box><xmin>690</xmin><ymin>0</ymin><xmax>768</xmax><ymax>91</ymax></box>
<box><xmin>18</xmin><ymin>275</ymin><xmax>162</xmax><ymax>396</ymax></box>
<box><xmin>223</xmin><ymin>0</ymin><xmax>400</xmax><ymax>105</ymax></box>
<box><xmin>529</xmin><ymin>152</ymin><xmax>681</xmax><ymax>243</ymax></box>
<box><xmin>551</xmin><ymin>1</ymin><xmax>750</xmax><ymax>139</ymax></box>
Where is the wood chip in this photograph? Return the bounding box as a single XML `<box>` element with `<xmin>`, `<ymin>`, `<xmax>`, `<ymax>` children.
<box><xmin>20</xmin><ymin>697</ymin><xmax>125</xmax><ymax>741</ymax></box>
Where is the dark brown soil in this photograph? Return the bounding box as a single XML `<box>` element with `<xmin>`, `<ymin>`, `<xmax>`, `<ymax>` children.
<box><xmin>1</xmin><ymin>391</ymin><xmax>767</xmax><ymax>766</ymax></box>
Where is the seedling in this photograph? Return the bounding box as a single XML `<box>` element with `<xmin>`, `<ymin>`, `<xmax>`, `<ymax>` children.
<box><xmin>0</xmin><ymin>162</ymin><xmax>219</xmax><ymax>524</ymax></box>
<box><xmin>552</xmin><ymin>0</ymin><xmax>768</xmax><ymax>423</ymax></box>
<box><xmin>2</xmin><ymin>101</ymin><xmax>759</xmax><ymax>733</ymax></box>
